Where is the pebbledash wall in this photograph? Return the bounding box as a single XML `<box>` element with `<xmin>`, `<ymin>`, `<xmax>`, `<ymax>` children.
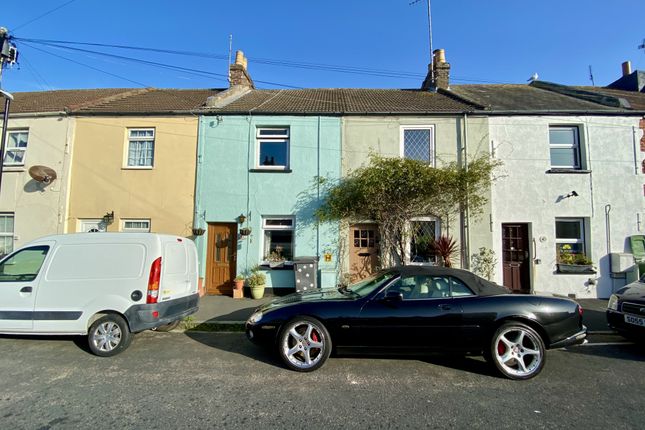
<box><xmin>194</xmin><ymin>115</ymin><xmax>341</xmax><ymax>291</ymax></box>
<box><xmin>488</xmin><ymin>115</ymin><xmax>645</xmax><ymax>298</ymax></box>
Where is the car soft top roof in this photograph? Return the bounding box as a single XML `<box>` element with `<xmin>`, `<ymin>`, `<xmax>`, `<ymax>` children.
<box><xmin>394</xmin><ymin>266</ymin><xmax>510</xmax><ymax>297</ymax></box>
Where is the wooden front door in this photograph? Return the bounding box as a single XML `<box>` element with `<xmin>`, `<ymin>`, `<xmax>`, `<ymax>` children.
<box><xmin>349</xmin><ymin>224</ymin><xmax>379</xmax><ymax>283</ymax></box>
<box><xmin>205</xmin><ymin>223</ymin><xmax>237</xmax><ymax>295</ymax></box>
<box><xmin>502</xmin><ymin>223</ymin><xmax>531</xmax><ymax>294</ymax></box>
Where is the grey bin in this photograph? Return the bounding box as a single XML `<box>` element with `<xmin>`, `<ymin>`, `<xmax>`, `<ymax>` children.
<box><xmin>293</xmin><ymin>256</ymin><xmax>319</xmax><ymax>293</ymax></box>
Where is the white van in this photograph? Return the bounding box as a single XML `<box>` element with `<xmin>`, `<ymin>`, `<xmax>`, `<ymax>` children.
<box><xmin>0</xmin><ymin>233</ymin><xmax>199</xmax><ymax>356</ymax></box>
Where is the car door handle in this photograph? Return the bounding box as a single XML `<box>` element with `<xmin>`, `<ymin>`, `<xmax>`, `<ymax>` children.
<box><xmin>438</xmin><ymin>304</ymin><xmax>451</xmax><ymax>311</ymax></box>
<box><xmin>20</xmin><ymin>286</ymin><xmax>32</xmax><ymax>293</ymax></box>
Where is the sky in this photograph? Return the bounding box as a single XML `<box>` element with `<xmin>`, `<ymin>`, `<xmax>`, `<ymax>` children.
<box><xmin>1</xmin><ymin>0</ymin><xmax>644</xmax><ymax>92</ymax></box>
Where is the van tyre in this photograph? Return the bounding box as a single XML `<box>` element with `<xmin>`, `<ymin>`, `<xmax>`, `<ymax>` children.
<box><xmin>278</xmin><ymin>316</ymin><xmax>331</xmax><ymax>372</ymax></box>
<box><xmin>88</xmin><ymin>314</ymin><xmax>132</xmax><ymax>357</ymax></box>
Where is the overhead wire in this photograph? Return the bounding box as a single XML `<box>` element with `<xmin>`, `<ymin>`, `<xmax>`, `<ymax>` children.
<box><xmin>11</xmin><ymin>0</ymin><xmax>80</xmax><ymax>32</ymax></box>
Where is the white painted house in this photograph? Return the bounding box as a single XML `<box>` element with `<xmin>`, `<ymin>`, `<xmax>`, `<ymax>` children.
<box><xmin>452</xmin><ymin>83</ymin><xmax>645</xmax><ymax>298</ymax></box>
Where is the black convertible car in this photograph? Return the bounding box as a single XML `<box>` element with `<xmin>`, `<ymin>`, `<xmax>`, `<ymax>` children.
<box><xmin>246</xmin><ymin>266</ymin><xmax>587</xmax><ymax>380</ymax></box>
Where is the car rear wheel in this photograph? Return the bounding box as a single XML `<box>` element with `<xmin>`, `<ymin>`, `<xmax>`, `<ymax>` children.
<box><xmin>87</xmin><ymin>314</ymin><xmax>132</xmax><ymax>357</ymax></box>
<box><xmin>490</xmin><ymin>322</ymin><xmax>545</xmax><ymax>380</ymax></box>
<box><xmin>278</xmin><ymin>316</ymin><xmax>331</xmax><ymax>372</ymax></box>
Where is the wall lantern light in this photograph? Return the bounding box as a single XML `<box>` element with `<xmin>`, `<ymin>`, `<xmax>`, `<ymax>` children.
<box><xmin>192</xmin><ymin>227</ymin><xmax>205</xmax><ymax>236</ymax></box>
<box><xmin>102</xmin><ymin>211</ymin><xmax>114</xmax><ymax>224</ymax></box>
<box><xmin>238</xmin><ymin>213</ymin><xmax>247</xmax><ymax>224</ymax></box>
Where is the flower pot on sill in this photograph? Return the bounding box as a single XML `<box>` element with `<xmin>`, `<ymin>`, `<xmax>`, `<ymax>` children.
<box><xmin>557</xmin><ymin>263</ymin><xmax>595</xmax><ymax>274</ymax></box>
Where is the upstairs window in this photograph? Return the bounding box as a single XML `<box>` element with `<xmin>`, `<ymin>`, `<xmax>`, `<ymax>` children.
<box><xmin>4</xmin><ymin>130</ymin><xmax>29</xmax><ymax>166</ymax></box>
<box><xmin>401</xmin><ymin>126</ymin><xmax>435</xmax><ymax>165</ymax></box>
<box><xmin>549</xmin><ymin>126</ymin><xmax>581</xmax><ymax>169</ymax></box>
<box><xmin>257</xmin><ymin>128</ymin><xmax>289</xmax><ymax>170</ymax></box>
<box><xmin>127</xmin><ymin>128</ymin><xmax>155</xmax><ymax>168</ymax></box>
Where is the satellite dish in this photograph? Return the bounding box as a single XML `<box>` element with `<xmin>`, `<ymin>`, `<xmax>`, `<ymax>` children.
<box><xmin>28</xmin><ymin>165</ymin><xmax>58</xmax><ymax>185</ymax></box>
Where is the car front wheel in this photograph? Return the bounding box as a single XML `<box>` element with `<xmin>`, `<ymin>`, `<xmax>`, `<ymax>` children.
<box><xmin>490</xmin><ymin>322</ymin><xmax>545</xmax><ymax>380</ymax></box>
<box><xmin>87</xmin><ymin>314</ymin><xmax>133</xmax><ymax>357</ymax></box>
<box><xmin>278</xmin><ymin>316</ymin><xmax>331</xmax><ymax>372</ymax></box>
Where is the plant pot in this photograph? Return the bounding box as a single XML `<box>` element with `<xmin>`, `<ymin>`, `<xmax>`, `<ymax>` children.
<box><xmin>250</xmin><ymin>285</ymin><xmax>265</xmax><ymax>299</ymax></box>
<box><xmin>234</xmin><ymin>279</ymin><xmax>244</xmax><ymax>290</ymax></box>
<box><xmin>557</xmin><ymin>263</ymin><xmax>595</xmax><ymax>274</ymax></box>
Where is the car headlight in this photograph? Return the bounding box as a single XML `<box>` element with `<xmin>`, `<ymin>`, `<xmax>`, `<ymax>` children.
<box><xmin>247</xmin><ymin>311</ymin><xmax>263</xmax><ymax>325</ymax></box>
<box><xmin>607</xmin><ymin>294</ymin><xmax>619</xmax><ymax>311</ymax></box>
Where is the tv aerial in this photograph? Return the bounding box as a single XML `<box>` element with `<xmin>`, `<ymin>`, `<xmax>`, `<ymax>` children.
<box><xmin>28</xmin><ymin>165</ymin><xmax>57</xmax><ymax>185</ymax></box>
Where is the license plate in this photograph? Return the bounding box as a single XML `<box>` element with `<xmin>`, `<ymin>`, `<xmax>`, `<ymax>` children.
<box><xmin>625</xmin><ymin>314</ymin><xmax>645</xmax><ymax>327</ymax></box>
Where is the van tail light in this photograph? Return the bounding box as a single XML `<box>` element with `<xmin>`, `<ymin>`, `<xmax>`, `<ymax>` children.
<box><xmin>147</xmin><ymin>257</ymin><xmax>162</xmax><ymax>304</ymax></box>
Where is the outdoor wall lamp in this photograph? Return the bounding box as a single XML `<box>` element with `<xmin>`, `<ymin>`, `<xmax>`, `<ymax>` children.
<box><xmin>238</xmin><ymin>213</ymin><xmax>247</xmax><ymax>224</ymax></box>
<box><xmin>192</xmin><ymin>227</ymin><xmax>205</xmax><ymax>236</ymax></box>
<box><xmin>565</xmin><ymin>191</ymin><xmax>579</xmax><ymax>199</ymax></box>
<box><xmin>102</xmin><ymin>211</ymin><xmax>114</xmax><ymax>224</ymax></box>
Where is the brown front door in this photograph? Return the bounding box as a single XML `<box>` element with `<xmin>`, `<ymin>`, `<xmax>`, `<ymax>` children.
<box><xmin>205</xmin><ymin>223</ymin><xmax>237</xmax><ymax>295</ymax></box>
<box><xmin>502</xmin><ymin>223</ymin><xmax>531</xmax><ymax>294</ymax></box>
<box><xmin>349</xmin><ymin>223</ymin><xmax>379</xmax><ymax>283</ymax></box>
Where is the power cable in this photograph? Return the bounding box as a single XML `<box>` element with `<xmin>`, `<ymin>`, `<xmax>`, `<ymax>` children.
<box><xmin>19</xmin><ymin>54</ymin><xmax>53</xmax><ymax>91</ymax></box>
<box><xmin>11</xmin><ymin>0</ymin><xmax>80</xmax><ymax>32</ymax></box>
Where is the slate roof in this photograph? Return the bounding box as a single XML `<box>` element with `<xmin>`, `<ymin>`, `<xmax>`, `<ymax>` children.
<box><xmin>573</xmin><ymin>86</ymin><xmax>645</xmax><ymax>111</ymax></box>
<box><xmin>10</xmin><ymin>88</ymin><xmax>223</xmax><ymax>114</ymax></box>
<box><xmin>205</xmin><ymin>88</ymin><xmax>476</xmax><ymax>114</ymax></box>
<box><xmin>448</xmin><ymin>84</ymin><xmax>628</xmax><ymax>113</ymax></box>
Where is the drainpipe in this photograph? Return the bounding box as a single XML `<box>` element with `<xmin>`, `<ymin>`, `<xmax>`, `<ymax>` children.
<box><xmin>317</xmin><ymin>116</ymin><xmax>321</xmax><ymax>258</ymax></box>
<box><xmin>461</xmin><ymin>113</ymin><xmax>470</xmax><ymax>269</ymax></box>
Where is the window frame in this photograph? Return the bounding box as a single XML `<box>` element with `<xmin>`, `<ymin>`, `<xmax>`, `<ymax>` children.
<box><xmin>407</xmin><ymin>217</ymin><xmax>441</xmax><ymax>265</ymax></box>
<box><xmin>555</xmin><ymin>218</ymin><xmax>586</xmax><ymax>258</ymax></box>
<box><xmin>400</xmin><ymin>125</ymin><xmax>436</xmax><ymax>166</ymax></box>
<box><xmin>121</xmin><ymin>219</ymin><xmax>151</xmax><ymax>233</ymax></box>
<box><xmin>125</xmin><ymin>128</ymin><xmax>155</xmax><ymax>169</ymax></box>
<box><xmin>256</xmin><ymin>127</ymin><xmax>290</xmax><ymax>171</ymax></box>
<box><xmin>4</xmin><ymin>129</ymin><xmax>29</xmax><ymax>167</ymax></box>
<box><xmin>549</xmin><ymin>125</ymin><xmax>581</xmax><ymax>170</ymax></box>
<box><xmin>261</xmin><ymin>216</ymin><xmax>295</xmax><ymax>264</ymax></box>
<box><xmin>0</xmin><ymin>245</ymin><xmax>50</xmax><ymax>282</ymax></box>
<box><xmin>0</xmin><ymin>213</ymin><xmax>15</xmax><ymax>257</ymax></box>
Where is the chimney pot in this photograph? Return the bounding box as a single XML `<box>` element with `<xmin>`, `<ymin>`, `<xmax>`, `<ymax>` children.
<box><xmin>622</xmin><ymin>61</ymin><xmax>632</xmax><ymax>77</ymax></box>
<box><xmin>433</xmin><ymin>49</ymin><xmax>446</xmax><ymax>64</ymax></box>
<box><xmin>235</xmin><ymin>51</ymin><xmax>245</xmax><ymax>66</ymax></box>
<box><xmin>229</xmin><ymin>50</ymin><xmax>254</xmax><ymax>89</ymax></box>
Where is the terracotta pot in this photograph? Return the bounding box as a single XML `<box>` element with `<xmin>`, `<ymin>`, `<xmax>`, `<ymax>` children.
<box><xmin>234</xmin><ymin>279</ymin><xmax>244</xmax><ymax>290</ymax></box>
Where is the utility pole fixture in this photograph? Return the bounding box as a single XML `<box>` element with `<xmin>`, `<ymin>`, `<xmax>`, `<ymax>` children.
<box><xmin>639</xmin><ymin>38</ymin><xmax>645</xmax><ymax>54</ymax></box>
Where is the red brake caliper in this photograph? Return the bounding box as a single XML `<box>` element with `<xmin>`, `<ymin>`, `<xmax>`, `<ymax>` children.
<box><xmin>311</xmin><ymin>331</ymin><xmax>319</xmax><ymax>345</ymax></box>
<box><xmin>497</xmin><ymin>341</ymin><xmax>505</xmax><ymax>355</ymax></box>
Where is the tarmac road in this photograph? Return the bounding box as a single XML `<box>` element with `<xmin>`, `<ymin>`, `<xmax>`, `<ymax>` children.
<box><xmin>0</xmin><ymin>331</ymin><xmax>643</xmax><ymax>429</ymax></box>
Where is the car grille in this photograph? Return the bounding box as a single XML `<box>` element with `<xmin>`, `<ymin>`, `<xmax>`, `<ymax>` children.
<box><xmin>622</xmin><ymin>302</ymin><xmax>645</xmax><ymax>316</ymax></box>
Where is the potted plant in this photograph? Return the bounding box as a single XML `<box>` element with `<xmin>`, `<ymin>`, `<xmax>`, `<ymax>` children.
<box><xmin>233</xmin><ymin>275</ymin><xmax>245</xmax><ymax>290</ymax></box>
<box><xmin>246</xmin><ymin>266</ymin><xmax>266</xmax><ymax>299</ymax></box>
<box><xmin>432</xmin><ymin>235</ymin><xmax>459</xmax><ymax>268</ymax></box>
<box><xmin>265</xmin><ymin>246</ymin><xmax>286</xmax><ymax>268</ymax></box>
<box><xmin>557</xmin><ymin>251</ymin><xmax>595</xmax><ymax>273</ymax></box>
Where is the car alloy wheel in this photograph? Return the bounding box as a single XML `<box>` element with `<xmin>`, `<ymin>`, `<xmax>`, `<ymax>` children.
<box><xmin>491</xmin><ymin>322</ymin><xmax>545</xmax><ymax>380</ymax></box>
<box><xmin>279</xmin><ymin>316</ymin><xmax>331</xmax><ymax>372</ymax></box>
<box><xmin>87</xmin><ymin>314</ymin><xmax>133</xmax><ymax>357</ymax></box>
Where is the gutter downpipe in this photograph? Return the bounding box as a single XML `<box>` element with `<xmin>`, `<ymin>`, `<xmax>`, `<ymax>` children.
<box><xmin>317</xmin><ymin>116</ymin><xmax>321</xmax><ymax>259</ymax></box>
<box><xmin>462</xmin><ymin>112</ymin><xmax>470</xmax><ymax>269</ymax></box>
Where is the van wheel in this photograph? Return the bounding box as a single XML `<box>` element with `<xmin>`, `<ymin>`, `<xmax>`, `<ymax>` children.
<box><xmin>153</xmin><ymin>320</ymin><xmax>180</xmax><ymax>332</ymax></box>
<box><xmin>88</xmin><ymin>314</ymin><xmax>132</xmax><ymax>357</ymax></box>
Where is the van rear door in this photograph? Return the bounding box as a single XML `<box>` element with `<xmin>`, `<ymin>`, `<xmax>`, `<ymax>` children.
<box><xmin>159</xmin><ymin>239</ymin><xmax>195</xmax><ymax>301</ymax></box>
<box><xmin>0</xmin><ymin>244</ymin><xmax>51</xmax><ymax>331</ymax></box>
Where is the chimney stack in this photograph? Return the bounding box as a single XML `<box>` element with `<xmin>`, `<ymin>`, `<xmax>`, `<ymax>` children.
<box><xmin>421</xmin><ymin>48</ymin><xmax>451</xmax><ymax>91</ymax></box>
<box><xmin>229</xmin><ymin>50</ymin><xmax>254</xmax><ymax>89</ymax></box>
<box><xmin>622</xmin><ymin>61</ymin><xmax>633</xmax><ymax>77</ymax></box>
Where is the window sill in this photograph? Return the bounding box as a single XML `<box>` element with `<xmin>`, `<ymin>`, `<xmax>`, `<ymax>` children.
<box><xmin>250</xmin><ymin>168</ymin><xmax>292</xmax><ymax>173</ymax></box>
<box><xmin>260</xmin><ymin>261</ymin><xmax>294</xmax><ymax>270</ymax></box>
<box><xmin>546</xmin><ymin>169</ymin><xmax>591</xmax><ymax>174</ymax></box>
<box><xmin>2</xmin><ymin>166</ymin><xmax>26</xmax><ymax>172</ymax></box>
<box><xmin>122</xmin><ymin>166</ymin><xmax>154</xmax><ymax>170</ymax></box>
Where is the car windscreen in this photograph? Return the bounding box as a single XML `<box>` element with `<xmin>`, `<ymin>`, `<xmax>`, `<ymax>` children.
<box><xmin>347</xmin><ymin>270</ymin><xmax>398</xmax><ymax>297</ymax></box>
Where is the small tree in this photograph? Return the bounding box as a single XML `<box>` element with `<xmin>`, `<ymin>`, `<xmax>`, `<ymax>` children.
<box><xmin>317</xmin><ymin>155</ymin><xmax>500</xmax><ymax>266</ymax></box>
<box><xmin>471</xmin><ymin>247</ymin><xmax>498</xmax><ymax>280</ymax></box>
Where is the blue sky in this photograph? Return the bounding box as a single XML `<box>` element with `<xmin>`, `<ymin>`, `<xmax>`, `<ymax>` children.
<box><xmin>2</xmin><ymin>0</ymin><xmax>644</xmax><ymax>92</ymax></box>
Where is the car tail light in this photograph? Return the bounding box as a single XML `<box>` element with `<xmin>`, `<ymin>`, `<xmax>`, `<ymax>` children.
<box><xmin>147</xmin><ymin>257</ymin><xmax>162</xmax><ymax>304</ymax></box>
<box><xmin>578</xmin><ymin>305</ymin><xmax>584</xmax><ymax>317</ymax></box>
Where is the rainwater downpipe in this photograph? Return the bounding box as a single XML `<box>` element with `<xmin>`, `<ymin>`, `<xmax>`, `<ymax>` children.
<box><xmin>462</xmin><ymin>113</ymin><xmax>470</xmax><ymax>269</ymax></box>
<box><xmin>316</xmin><ymin>116</ymin><xmax>321</xmax><ymax>258</ymax></box>
<box><xmin>245</xmin><ymin>113</ymin><xmax>253</xmax><ymax>271</ymax></box>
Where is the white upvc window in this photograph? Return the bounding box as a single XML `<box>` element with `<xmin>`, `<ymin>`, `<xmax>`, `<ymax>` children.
<box><xmin>555</xmin><ymin>218</ymin><xmax>585</xmax><ymax>257</ymax></box>
<box><xmin>400</xmin><ymin>125</ymin><xmax>435</xmax><ymax>166</ymax></box>
<box><xmin>256</xmin><ymin>127</ymin><xmax>290</xmax><ymax>170</ymax></box>
<box><xmin>121</xmin><ymin>219</ymin><xmax>151</xmax><ymax>232</ymax></box>
<box><xmin>126</xmin><ymin>128</ymin><xmax>155</xmax><ymax>168</ymax></box>
<box><xmin>262</xmin><ymin>216</ymin><xmax>295</xmax><ymax>262</ymax></box>
<box><xmin>4</xmin><ymin>130</ymin><xmax>29</xmax><ymax>166</ymax></box>
<box><xmin>549</xmin><ymin>125</ymin><xmax>581</xmax><ymax>169</ymax></box>
<box><xmin>408</xmin><ymin>217</ymin><xmax>441</xmax><ymax>265</ymax></box>
<box><xmin>0</xmin><ymin>213</ymin><xmax>14</xmax><ymax>257</ymax></box>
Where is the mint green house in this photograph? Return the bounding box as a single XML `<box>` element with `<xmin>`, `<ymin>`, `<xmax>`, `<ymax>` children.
<box><xmin>194</xmin><ymin>110</ymin><xmax>341</xmax><ymax>295</ymax></box>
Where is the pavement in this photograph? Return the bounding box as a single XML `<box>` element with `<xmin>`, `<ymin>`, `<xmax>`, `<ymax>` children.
<box><xmin>188</xmin><ymin>293</ymin><xmax>612</xmax><ymax>334</ymax></box>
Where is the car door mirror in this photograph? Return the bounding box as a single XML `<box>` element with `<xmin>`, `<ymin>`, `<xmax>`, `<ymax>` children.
<box><xmin>383</xmin><ymin>291</ymin><xmax>403</xmax><ymax>302</ymax></box>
